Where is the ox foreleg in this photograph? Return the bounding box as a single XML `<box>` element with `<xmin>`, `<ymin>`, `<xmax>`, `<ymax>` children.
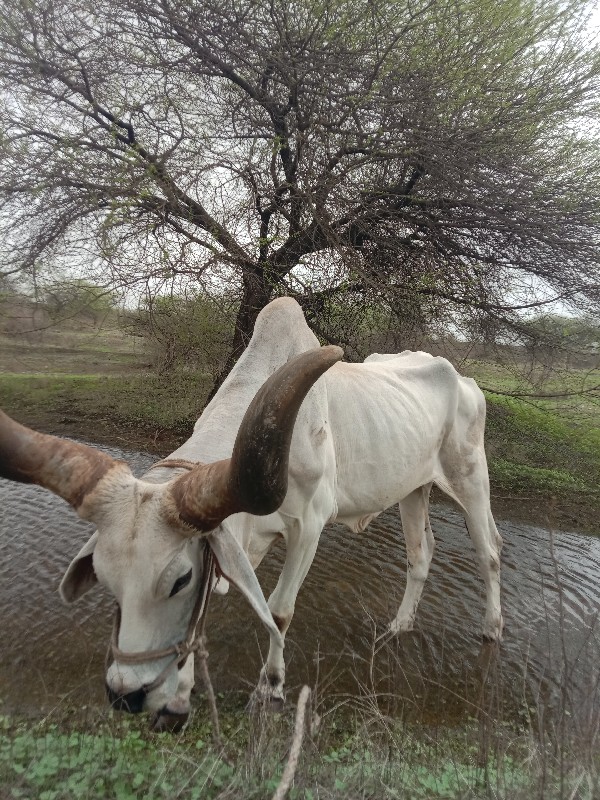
<box><xmin>389</xmin><ymin>484</ymin><xmax>434</xmax><ymax>635</ymax></box>
<box><xmin>255</xmin><ymin>516</ymin><xmax>323</xmax><ymax>707</ymax></box>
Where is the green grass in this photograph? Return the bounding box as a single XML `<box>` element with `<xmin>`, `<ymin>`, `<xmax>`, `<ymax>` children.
<box><xmin>0</xmin><ymin>371</ymin><xmax>211</xmax><ymax>449</ymax></box>
<box><xmin>484</xmin><ymin>395</ymin><xmax>600</xmax><ymax>494</ymax></box>
<box><xmin>462</xmin><ymin>361</ymin><xmax>600</xmax><ymax>515</ymax></box>
<box><xmin>1</xmin><ymin>699</ymin><xmax>598</xmax><ymax>800</ymax></box>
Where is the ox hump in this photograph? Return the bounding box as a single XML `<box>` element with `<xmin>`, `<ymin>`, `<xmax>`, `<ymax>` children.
<box><xmin>364</xmin><ymin>351</ymin><xmax>436</xmax><ymax>365</ymax></box>
<box><xmin>250</xmin><ymin>297</ymin><xmax>319</xmax><ymax>358</ymax></box>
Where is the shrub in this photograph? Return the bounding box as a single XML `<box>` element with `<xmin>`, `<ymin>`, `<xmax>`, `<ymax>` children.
<box><xmin>133</xmin><ymin>293</ymin><xmax>236</xmax><ymax>376</ymax></box>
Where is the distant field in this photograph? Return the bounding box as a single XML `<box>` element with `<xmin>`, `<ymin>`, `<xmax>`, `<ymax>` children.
<box><xmin>0</xmin><ymin>320</ymin><xmax>144</xmax><ymax>375</ymax></box>
<box><xmin>0</xmin><ymin>312</ymin><xmax>208</xmax><ymax>450</ymax></box>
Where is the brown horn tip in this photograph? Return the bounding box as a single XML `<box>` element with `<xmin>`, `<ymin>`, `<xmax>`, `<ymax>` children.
<box><xmin>0</xmin><ymin>409</ymin><xmax>124</xmax><ymax>510</ymax></box>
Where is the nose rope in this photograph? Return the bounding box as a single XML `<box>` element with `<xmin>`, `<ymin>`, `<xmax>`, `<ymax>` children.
<box><xmin>107</xmin><ymin>546</ymin><xmax>216</xmax><ymax>696</ymax></box>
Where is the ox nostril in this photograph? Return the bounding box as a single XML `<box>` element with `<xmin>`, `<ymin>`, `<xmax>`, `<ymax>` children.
<box><xmin>106</xmin><ymin>684</ymin><xmax>147</xmax><ymax>714</ymax></box>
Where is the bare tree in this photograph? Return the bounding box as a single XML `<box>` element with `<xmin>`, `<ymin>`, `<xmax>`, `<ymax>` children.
<box><xmin>1</xmin><ymin>0</ymin><xmax>599</xmax><ymax>381</ymax></box>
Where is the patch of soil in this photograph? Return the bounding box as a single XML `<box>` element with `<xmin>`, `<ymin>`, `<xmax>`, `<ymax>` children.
<box><xmin>489</xmin><ymin>493</ymin><xmax>598</xmax><ymax>535</ymax></box>
<box><xmin>9</xmin><ymin>407</ymin><xmax>184</xmax><ymax>457</ymax></box>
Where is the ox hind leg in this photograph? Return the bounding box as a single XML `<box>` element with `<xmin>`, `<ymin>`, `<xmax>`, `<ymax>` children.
<box><xmin>440</xmin><ymin>459</ymin><xmax>504</xmax><ymax>642</ymax></box>
<box><xmin>389</xmin><ymin>483</ymin><xmax>435</xmax><ymax>635</ymax></box>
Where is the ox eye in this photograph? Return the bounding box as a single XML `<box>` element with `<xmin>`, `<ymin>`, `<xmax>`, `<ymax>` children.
<box><xmin>169</xmin><ymin>568</ymin><xmax>192</xmax><ymax>598</ymax></box>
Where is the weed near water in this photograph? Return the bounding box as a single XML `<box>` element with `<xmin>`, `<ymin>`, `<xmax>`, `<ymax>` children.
<box><xmin>1</xmin><ymin>696</ymin><xmax>599</xmax><ymax>800</ymax></box>
<box><xmin>0</xmin><ymin>371</ymin><xmax>211</xmax><ymax>452</ymax></box>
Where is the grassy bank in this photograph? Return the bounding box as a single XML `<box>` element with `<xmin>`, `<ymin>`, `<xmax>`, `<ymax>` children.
<box><xmin>0</xmin><ymin>371</ymin><xmax>211</xmax><ymax>453</ymax></box>
<box><xmin>467</xmin><ymin>360</ymin><xmax>600</xmax><ymax>531</ymax></box>
<box><xmin>2</xmin><ymin>692</ymin><xmax>599</xmax><ymax>800</ymax></box>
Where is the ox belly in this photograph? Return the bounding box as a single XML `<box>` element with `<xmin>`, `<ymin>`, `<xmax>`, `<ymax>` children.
<box><xmin>326</xmin><ymin>360</ymin><xmax>453</xmax><ymax>528</ymax></box>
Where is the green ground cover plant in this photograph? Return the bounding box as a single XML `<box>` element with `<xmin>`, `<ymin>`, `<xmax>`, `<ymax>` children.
<box><xmin>1</xmin><ymin>698</ymin><xmax>598</xmax><ymax>800</ymax></box>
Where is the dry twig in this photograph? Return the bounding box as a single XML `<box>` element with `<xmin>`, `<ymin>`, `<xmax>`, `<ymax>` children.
<box><xmin>197</xmin><ymin>640</ymin><xmax>222</xmax><ymax>749</ymax></box>
<box><xmin>271</xmin><ymin>686</ymin><xmax>311</xmax><ymax>800</ymax></box>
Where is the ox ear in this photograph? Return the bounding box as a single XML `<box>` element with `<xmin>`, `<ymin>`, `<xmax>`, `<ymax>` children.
<box><xmin>208</xmin><ymin>529</ymin><xmax>283</xmax><ymax>648</ymax></box>
<box><xmin>59</xmin><ymin>532</ymin><xmax>99</xmax><ymax>603</ymax></box>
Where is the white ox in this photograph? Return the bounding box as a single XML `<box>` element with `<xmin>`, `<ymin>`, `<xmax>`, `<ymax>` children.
<box><xmin>0</xmin><ymin>297</ymin><xmax>503</xmax><ymax>730</ymax></box>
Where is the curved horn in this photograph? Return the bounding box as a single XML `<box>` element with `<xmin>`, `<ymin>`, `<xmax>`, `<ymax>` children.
<box><xmin>0</xmin><ymin>409</ymin><xmax>124</xmax><ymax>511</ymax></box>
<box><xmin>169</xmin><ymin>345</ymin><xmax>343</xmax><ymax>533</ymax></box>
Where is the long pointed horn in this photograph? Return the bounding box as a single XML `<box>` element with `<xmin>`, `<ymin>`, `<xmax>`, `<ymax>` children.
<box><xmin>0</xmin><ymin>409</ymin><xmax>125</xmax><ymax>511</ymax></box>
<box><xmin>169</xmin><ymin>345</ymin><xmax>343</xmax><ymax>532</ymax></box>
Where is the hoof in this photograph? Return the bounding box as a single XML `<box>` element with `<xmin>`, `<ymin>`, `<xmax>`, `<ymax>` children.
<box><xmin>151</xmin><ymin>709</ymin><xmax>189</xmax><ymax>733</ymax></box>
<box><xmin>482</xmin><ymin>631</ymin><xmax>502</xmax><ymax>644</ymax></box>
<box><xmin>248</xmin><ymin>689</ymin><xmax>285</xmax><ymax>714</ymax></box>
<box><xmin>482</xmin><ymin>615</ymin><xmax>504</xmax><ymax>643</ymax></box>
<box><xmin>267</xmin><ymin>695</ymin><xmax>285</xmax><ymax>713</ymax></box>
<box><xmin>388</xmin><ymin>618</ymin><xmax>414</xmax><ymax>636</ymax></box>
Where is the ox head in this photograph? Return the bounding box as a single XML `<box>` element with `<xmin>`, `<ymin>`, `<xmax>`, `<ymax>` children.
<box><xmin>0</xmin><ymin>346</ymin><xmax>343</xmax><ymax>725</ymax></box>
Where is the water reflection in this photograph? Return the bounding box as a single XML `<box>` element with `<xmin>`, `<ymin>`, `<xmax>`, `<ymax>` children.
<box><xmin>1</xmin><ymin>443</ymin><xmax>599</xmax><ymax>724</ymax></box>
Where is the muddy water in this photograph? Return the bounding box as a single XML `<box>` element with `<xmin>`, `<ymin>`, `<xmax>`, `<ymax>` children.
<box><xmin>1</xmin><ymin>443</ymin><xmax>599</xmax><ymax>724</ymax></box>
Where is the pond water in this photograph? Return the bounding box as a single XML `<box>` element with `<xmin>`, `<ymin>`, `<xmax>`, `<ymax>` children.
<box><xmin>1</xmin><ymin>443</ymin><xmax>599</xmax><ymax>726</ymax></box>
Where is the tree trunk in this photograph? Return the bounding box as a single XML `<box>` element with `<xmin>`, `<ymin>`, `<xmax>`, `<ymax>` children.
<box><xmin>206</xmin><ymin>267</ymin><xmax>273</xmax><ymax>401</ymax></box>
